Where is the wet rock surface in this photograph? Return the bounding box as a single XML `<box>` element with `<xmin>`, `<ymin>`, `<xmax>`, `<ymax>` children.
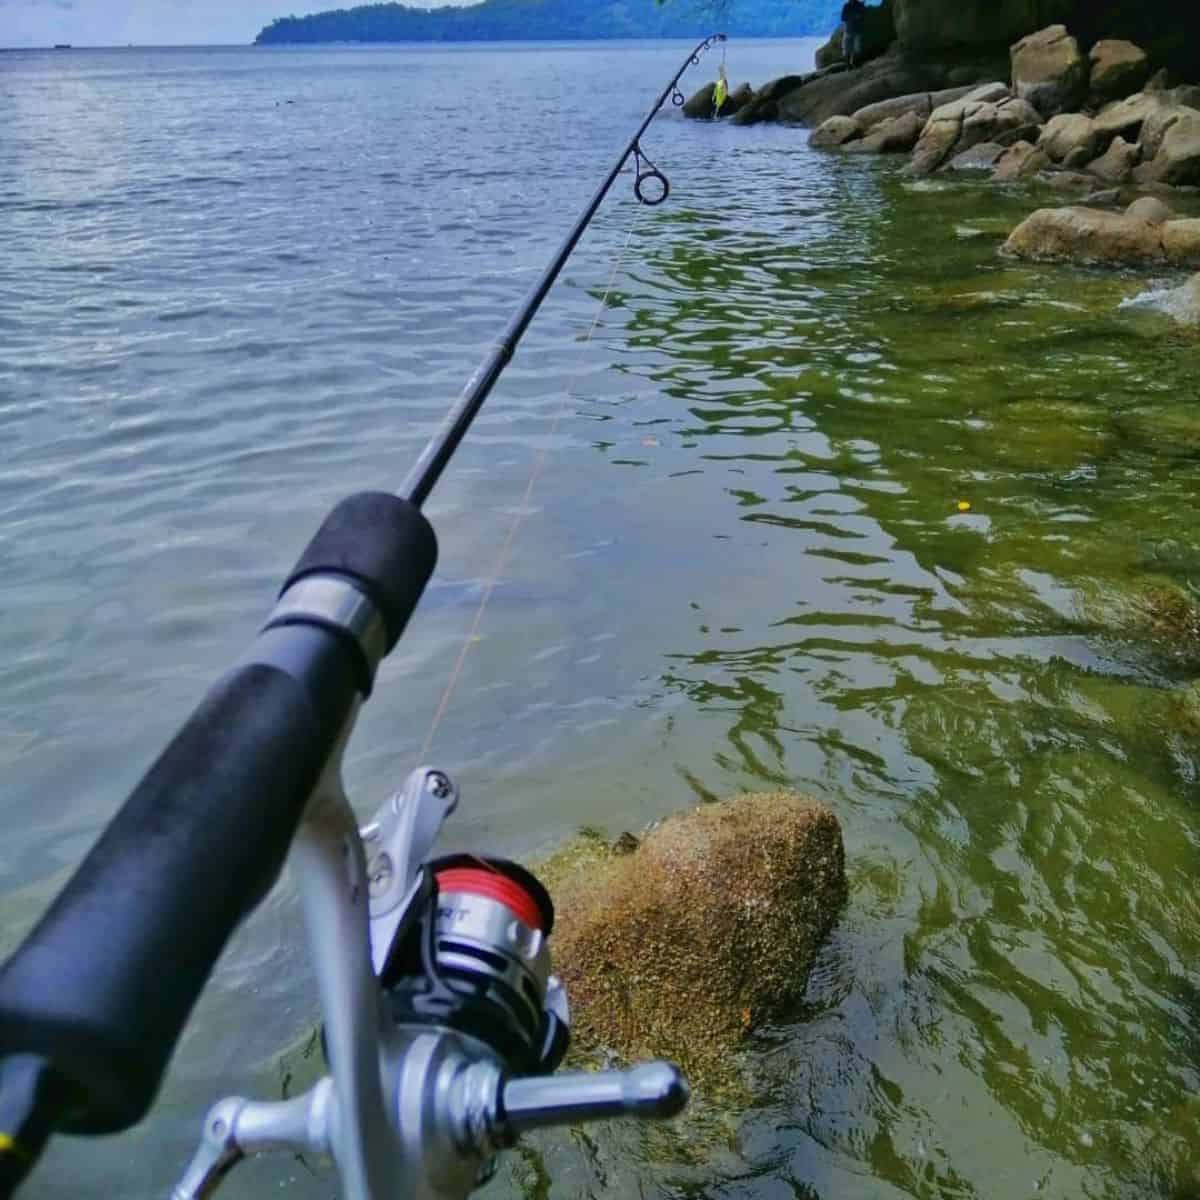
<box><xmin>543</xmin><ymin>792</ymin><xmax>846</xmax><ymax>1079</ymax></box>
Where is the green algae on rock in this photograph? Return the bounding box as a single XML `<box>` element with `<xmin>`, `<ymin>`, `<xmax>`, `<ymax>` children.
<box><xmin>542</xmin><ymin>792</ymin><xmax>845</xmax><ymax>1084</ymax></box>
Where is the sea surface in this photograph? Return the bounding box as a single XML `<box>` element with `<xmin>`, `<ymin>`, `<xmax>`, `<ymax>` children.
<box><xmin>3</xmin><ymin>39</ymin><xmax>1200</xmax><ymax>1200</ymax></box>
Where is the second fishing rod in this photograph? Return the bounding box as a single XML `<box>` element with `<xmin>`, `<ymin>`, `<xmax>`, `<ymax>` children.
<box><xmin>0</xmin><ymin>34</ymin><xmax>727</xmax><ymax>1198</ymax></box>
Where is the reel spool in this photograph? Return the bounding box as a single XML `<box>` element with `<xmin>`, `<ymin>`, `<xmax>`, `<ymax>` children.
<box><xmin>381</xmin><ymin>855</ymin><xmax>569</xmax><ymax>1075</ymax></box>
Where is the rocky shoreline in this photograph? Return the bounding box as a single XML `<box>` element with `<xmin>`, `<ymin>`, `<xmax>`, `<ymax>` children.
<box><xmin>685</xmin><ymin>12</ymin><xmax>1200</xmax><ymax>321</ymax></box>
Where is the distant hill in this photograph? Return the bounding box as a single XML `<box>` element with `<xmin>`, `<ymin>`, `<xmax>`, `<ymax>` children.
<box><xmin>255</xmin><ymin>0</ymin><xmax>841</xmax><ymax>45</ymax></box>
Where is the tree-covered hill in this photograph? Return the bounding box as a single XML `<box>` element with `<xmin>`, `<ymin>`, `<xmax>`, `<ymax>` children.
<box><xmin>255</xmin><ymin>0</ymin><xmax>841</xmax><ymax>45</ymax></box>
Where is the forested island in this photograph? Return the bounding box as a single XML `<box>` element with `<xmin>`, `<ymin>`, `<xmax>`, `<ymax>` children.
<box><xmin>255</xmin><ymin>0</ymin><xmax>839</xmax><ymax>45</ymax></box>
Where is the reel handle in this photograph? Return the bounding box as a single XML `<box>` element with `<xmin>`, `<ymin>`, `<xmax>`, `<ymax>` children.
<box><xmin>501</xmin><ymin>1062</ymin><xmax>689</xmax><ymax>1133</ymax></box>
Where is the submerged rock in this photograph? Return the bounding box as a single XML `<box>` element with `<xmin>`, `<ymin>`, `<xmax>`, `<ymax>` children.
<box><xmin>546</xmin><ymin>792</ymin><xmax>845</xmax><ymax>1080</ymax></box>
<box><xmin>1011</xmin><ymin>25</ymin><xmax>1088</xmax><ymax>118</ymax></box>
<box><xmin>1076</xmin><ymin>574</ymin><xmax>1200</xmax><ymax>669</ymax></box>
<box><xmin>1124</xmin><ymin>273</ymin><xmax>1200</xmax><ymax>325</ymax></box>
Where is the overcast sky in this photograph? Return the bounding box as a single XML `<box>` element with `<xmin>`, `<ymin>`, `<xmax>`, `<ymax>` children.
<box><xmin>0</xmin><ymin>0</ymin><xmax>466</xmax><ymax>47</ymax></box>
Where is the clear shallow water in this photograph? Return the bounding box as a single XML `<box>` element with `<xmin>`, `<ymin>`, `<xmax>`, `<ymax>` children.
<box><xmin>3</xmin><ymin>40</ymin><xmax>1200</xmax><ymax>1200</ymax></box>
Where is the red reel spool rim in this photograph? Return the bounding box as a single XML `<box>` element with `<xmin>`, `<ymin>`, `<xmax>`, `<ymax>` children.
<box><xmin>435</xmin><ymin>867</ymin><xmax>545</xmax><ymax>932</ymax></box>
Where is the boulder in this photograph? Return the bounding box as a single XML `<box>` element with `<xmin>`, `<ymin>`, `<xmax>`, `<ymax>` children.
<box><xmin>1163</xmin><ymin>219</ymin><xmax>1200</xmax><ymax>265</ymax></box>
<box><xmin>1003</xmin><ymin>205</ymin><xmax>1165</xmax><ymax>265</ymax></box>
<box><xmin>774</xmin><ymin>51</ymin><xmax>936</xmax><ymax>127</ymax></box>
<box><xmin>1140</xmin><ymin>105</ymin><xmax>1196</xmax><ymax>161</ymax></box>
<box><xmin>809</xmin><ymin>114</ymin><xmax>863</xmax><ymax>148</ymax></box>
<box><xmin>723</xmin><ymin>83</ymin><xmax>754</xmax><ymax>118</ymax></box>
<box><xmin>1138</xmin><ymin>112</ymin><xmax>1200</xmax><ymax>185</ymax></box>
<box><xmin>1089</xmin><ymin>39</ymin><xmax>1151</xmax><ymax>105</ymax></box>
<box><xmin>908</xmin><ymin>103</ymin><xmax>965</xmax><ymax>174</ymax></box>
<box><xmin>853</xmin><ymin>90</ymin><xmax>935</xmax><ymax>132</ymax></box>
<box><xmin>729</xmin><ymin>73</ymin><xmax>810</xmax><ymax>125</ymax></box>
<box><xmin>1005</xmin><ymin>207</ymin><xmax>1200</xmax><ymax>268</ymax></box>
<box><xmin>1126</xmin><ymin>196</ymin><xmax>1175</xmax><ymax>225</ymax></box>
<box><xmin>1093</xmin><ymin>93</ymin><xmax>1164</xmax><ymax>147</ymax></box>
<box><xmin>946</xmin><ymin>142</ymin><xmax>1006</xmax><ymax>171</ymax></box>
<box><xmin>908</xmin><ymin>93</ymin><xmax>1042</xmax><ymax>175</ymax></box>
<box><xmin>991</xmin><ymin>139</ymin><xmax>1051</xmax><ymax>180</ymax></box>
<box><xmin>958</xmin><ymin>81</ymin><xmax>1014</xmax><ymax>106</ymax></box>
<box><xmin>548</xmin><ymin>792</ymin><xmax>846</xmax><ymax>1076</ymax></box>
<box><xmin>1011</xmin><ymin>25</ymin><xmax>1088</xmax><ymax>118</ymax></box>
<box><xmin>1038</xmin><ymin>112</ymin><xmax>1100</xmax><ymax>167</ymax></box>
<box><xmin>846</xmin><ymin>108</ymin><xmax>924</xmax><ymax>153</ymax></box>
<box><xmin>962</xmin><ymin>95</ymin><xmax>1042</xmax><ymax>145</ymax></box>
<box><xmin>1086</xmin><ymin>135</ymin><xmax>1139</xmax><ymax>184</ymax></box>
<box><xmin>682</xmin><ymin>82</ymin><xmax>717</xmax><ymax>119</ymax></box>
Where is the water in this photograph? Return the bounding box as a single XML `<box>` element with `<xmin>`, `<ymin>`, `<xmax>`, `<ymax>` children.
<box><xmin>3</xmin><ymin>40</ymin><xmax>1200</xmax><ymax>1200</ymax></box>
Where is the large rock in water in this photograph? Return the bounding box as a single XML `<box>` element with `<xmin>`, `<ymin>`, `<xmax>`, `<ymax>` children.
<box><xmin>1003</xmin><ymin>204</ymin><xmax>1200</xmax><ymax>267</ymax></box>
<box><xmin>546</xmin><ymin>792</ymin><xmax>845</xmax><ymax>1078</ymax></box>
<box><xmin>1011</xmin><ymin>25</ymin><xmax>1087</xmax><ymax>118</ymax></box>
<box><xmin>846</xmin><ymin>109</ymin><xmax>925</xmax><ymax>153</ymax></box>
<box><xmin>991</xmin><ymin>139</ymin><xmax>1050</xmax><ymax>179</ymax></box>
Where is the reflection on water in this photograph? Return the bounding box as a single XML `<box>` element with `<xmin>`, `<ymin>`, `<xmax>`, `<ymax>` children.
<box><xmin>3</xmin><ymin>41</ymin><xmax>1200</xmax><ymax>1200</ymax></box>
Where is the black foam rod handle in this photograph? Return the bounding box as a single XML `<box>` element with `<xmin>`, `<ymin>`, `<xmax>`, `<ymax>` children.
<box><xmin>0</xmin><ymin>655</ymin><xmax>355</xmax><ymax>1135</ymax></box>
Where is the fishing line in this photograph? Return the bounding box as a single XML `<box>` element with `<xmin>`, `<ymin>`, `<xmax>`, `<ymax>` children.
<box><xmin>418</xmin><ymin>198</ymin><xmax>647</xmax><ymax>761</ymax></box>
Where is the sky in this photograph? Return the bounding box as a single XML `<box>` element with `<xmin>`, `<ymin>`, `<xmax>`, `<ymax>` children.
<box><xmin>0</xmin><ymin>0</ymin><xmax>467</xmax><ymax>47</ymax></box>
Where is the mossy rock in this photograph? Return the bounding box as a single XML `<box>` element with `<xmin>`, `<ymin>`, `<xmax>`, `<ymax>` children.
<box><xmin>1075</xmin><ymin>574</ymin><xmax>1200</xmax><ymax>669</ymax></box>
<box><xmin>1115</xmin><ymin>406</ymin><xmax>1200</xmax><ymax>460</ymax></box>
<box><xmin>543</xmin><ymin>792</ymin><xmax>845</xmax><ymax>1087</ymax></box>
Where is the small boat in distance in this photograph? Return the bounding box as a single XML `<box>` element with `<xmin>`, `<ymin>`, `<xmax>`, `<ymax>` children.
<box><xmin>53</xmin><ymin>43</ymin><xmax>72</xmax><ymax>50</ymax></box>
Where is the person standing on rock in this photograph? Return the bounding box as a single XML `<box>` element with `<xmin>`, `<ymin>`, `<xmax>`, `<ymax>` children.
<box><xmin>840</xmin><ymin>0</ymin><xmax>866</xmax><ymax>68</ymax></box>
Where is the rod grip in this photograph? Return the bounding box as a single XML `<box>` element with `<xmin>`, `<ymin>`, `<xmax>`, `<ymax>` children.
<box><xmin>0</xmin><ymin>656</ymin><xmax>355</xmax><ymax>1135</ymax></box>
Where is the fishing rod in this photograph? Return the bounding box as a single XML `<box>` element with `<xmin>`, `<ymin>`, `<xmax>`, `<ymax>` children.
<box><xmin>0</xmin><ymin>34</ymin><xmax>724</xmax><ymax>1200</ymax></box>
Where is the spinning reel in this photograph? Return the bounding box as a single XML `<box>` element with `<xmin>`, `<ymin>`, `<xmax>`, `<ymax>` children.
<box><xmin>173</xmin><ymin>767</ymin><xmax>687</xmax><ymax>1200</ymax></box>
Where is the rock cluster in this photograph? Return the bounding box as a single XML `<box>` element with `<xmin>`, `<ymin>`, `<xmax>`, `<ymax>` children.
<box><xmin>803</xmin><ymin>24</ymin><xmax>1200</xmax><ymax>192</ymax></box>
